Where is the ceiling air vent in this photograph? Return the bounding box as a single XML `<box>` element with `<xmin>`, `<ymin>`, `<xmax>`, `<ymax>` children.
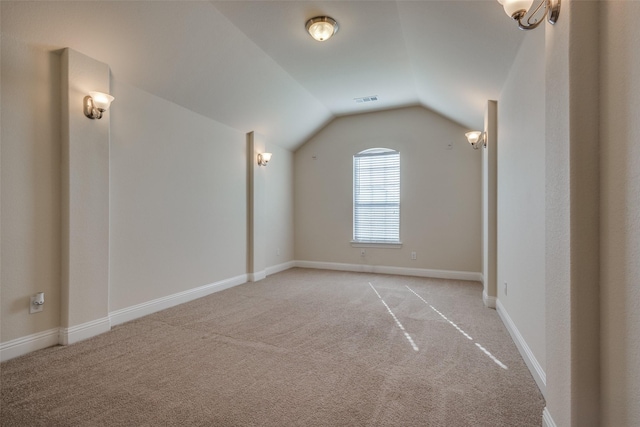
<box><xmin>354</xmin><ymin>95</ymin><xmax>378</xmax><ymax>104</ymax></box>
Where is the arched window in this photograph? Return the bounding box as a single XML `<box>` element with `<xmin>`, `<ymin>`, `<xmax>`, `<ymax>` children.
<box><xmin>353</xmin><ymin>148</ymin><xmax>400</xmax><ymax>243</ymax></box>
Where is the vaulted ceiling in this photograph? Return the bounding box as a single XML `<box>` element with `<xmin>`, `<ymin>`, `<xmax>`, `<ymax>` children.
<box><xmin>2</xmin><ymin>1</ymin><xmax>525</xmax><ymax>150</ymax></box>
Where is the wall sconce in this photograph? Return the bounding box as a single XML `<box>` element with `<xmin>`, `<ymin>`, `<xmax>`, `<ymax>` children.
<box><xmin>257</xmin><ymin>152</ymin><xmax>272</xmax><ymax>166</ymax></box>
<box><xmin>306</xmin><ymin>16</ymin><xmax>339</xmax><ymax>41</ymax></box>
<box><xmin>84</xmin><ymin>91</ymin><xmax>115</xmax><ymax>119</ymax></box>
<box><xmin>498</xmin><ymin>0</ymin><xmax>560</xmax><ymax>30</ymax></box>
<box><xmin>465</xmin><ymin>131</ymin><xmax>487</xmax><ymax>149</ymax></box>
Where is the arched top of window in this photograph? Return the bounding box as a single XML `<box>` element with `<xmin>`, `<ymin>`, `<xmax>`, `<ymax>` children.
<box><xmin>354</xmin><ymin>147</ymin><xmax>399</xmax><ymax>158</ymax></box>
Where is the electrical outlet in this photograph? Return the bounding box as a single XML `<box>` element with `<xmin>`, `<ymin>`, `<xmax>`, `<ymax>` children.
<box><xmin>360</xmin><ymin>249</ymin><xmax>366</xmax><ymax>257</ymax></box>
<box><xmin>30</xmin><ymin>296</ymin><xmax>43</xmax><ymax>314</ymax></box>
<box><xmin>504</xmin><ymin>281</ymin><xmax>508</xmax><ymax>296</ymax></box>
<box><xmin>411</xmin><ymin>251</ymin><xmax>417</xmax><ymax>260</ymax></box>
<box><xmin>276</xmin><ymin>248</ymin><xmax>280</xmax><ymax>256</ymax></box>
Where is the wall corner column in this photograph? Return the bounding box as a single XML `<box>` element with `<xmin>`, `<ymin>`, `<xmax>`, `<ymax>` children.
<box><xmin>482</xmin><ymin>100</ymin><xmax>498</xmax><ymax>308</ymax></box>
<box><xmin>60</xmin><ymin>48</ymin><xmax>111</xmax><ymax>344</ymax></box>
<box><xmin>544</xmin><ymin>0</ymin><xmax>601</xmax><ymax>424</ymax></box>
<box><xmin>246</xmin><ymin>131</ymin><xmax>266</xmax><ymax>281</ymax></box>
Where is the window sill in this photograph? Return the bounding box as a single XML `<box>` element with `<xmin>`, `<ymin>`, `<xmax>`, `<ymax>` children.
<box><xmin>350</xmin><ymin>241</ymin><xmax>403</xmax><ymax>249</ymax></box>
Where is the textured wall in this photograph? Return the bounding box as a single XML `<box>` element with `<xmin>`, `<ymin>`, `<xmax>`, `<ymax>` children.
<box><xmin>264</xmin><ymin>144</ymin><xmax>295</xmax><ymax>269</ymax></box>
<box><xmin>109</xmin><ymin>80</ymin><xmax>247</xmax><ymax>311</ymax></box>
<box><xmin>497</xmin><ymin>30</ymin><xmax>546</xmax><ymax>375</ymax></box>
<box><xmin>544</xmin><ymin>9</ymin><xmax>573</xmax><ymax>425</ymax></box>
<box><xmin>60</xmin><ymin>48</ymin><xmax>110</xmax><ymax>330</ymax></box>
<box><xmin>1</xmin><ymin>37</ymin><xmax>62</xmax><ymax>341</ymax></box>
<box><xmin>1</xmin><ymin>26</ymin><xmax>296</xmax><ymax>351</ymax></box>
<box><xmin>545</xmin><ymin>0</ymin><xmax>601</xmax><ymax>424</ymax></box>
<box><xmin>482</xmin><ymin>100</ymin><xmax>497</xmax><ymax>303</ymax></box>
<box><xmin>295</xmin><ymin>106</ymin><xmax>481</xmax><ymax>273</ymax></box>
<box><xmin>600</xmin><ymin>1</ymin><xmax>640</xmax><ymax>424</ymax></box>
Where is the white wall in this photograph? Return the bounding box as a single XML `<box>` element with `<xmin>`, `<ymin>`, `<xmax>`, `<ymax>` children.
<box><xmin>497</xmin><ymin>29</ymin><xmax>546</xmax><ymax>378</ymax></box>
<box><xmin>600</xmin><ymin>1</ymin><xmax>640</xmax><ymax>424</ymax></box>
<box><xmin>59</xmin><ymin>48</ymin><xmax>112</xmax><ymax>342</ymax></box>
<box><xmin>482</xmin><ymin>100</ymin><xmax>497</xmax><ymax>305</ymax></box>
<box><xmin>544</xmin><ymin>0</ymin><xmax>601</xmax><ymax>424</ymax></box>
<box><xmin>1</xmin><ymin>37</ymin><xmax>62</xmax><ymax>341</ymax></box>
<box><xmin>1</xmin><ymin>28</ymin><xmax>296</xmax><ymax>355</ymax></box>
<box><xmin>109</xmin><ymin>80</ymin><xmax>247</xmax><ymax>311</ymax></box>
<box><xmin>295</xmin><ymin>106</ymin><xmax>481</xmax><ymax>273</ymax></box>
<box><xmin>265</xmin><ymin>143</ymin><xmax>295</xmax><ymax>269</ymax></box>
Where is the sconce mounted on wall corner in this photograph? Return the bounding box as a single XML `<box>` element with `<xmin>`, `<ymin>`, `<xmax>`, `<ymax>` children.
<box><xmin>465</xmin><ymin>131</ymin><xmax>487</xmax><ymax>150</ymax></box>
<box><xmin>257</xmin><ymin>152</ymin><xmax>272</xmax><ymax>166</ymax></box>
<box><xmin>498</xmin><ymin>0</ymin><xmax>560</xmax><ymax>30</ymax></box>
<box><xmin>84</xmin><ymin>91</ymin><xmax>114</xmax><ymax>120</ymax></box>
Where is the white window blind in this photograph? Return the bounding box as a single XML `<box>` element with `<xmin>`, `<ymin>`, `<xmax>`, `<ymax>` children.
<box><xmin>353</xmin><ymin>148</ymin><xmax>400</xmax><ymax>243</ymax></box>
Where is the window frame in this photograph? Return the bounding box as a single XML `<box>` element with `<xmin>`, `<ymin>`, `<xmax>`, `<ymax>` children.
<box><xmin>351</xmin><ymin>148</ymin><xmax>402</xmax><ymax>248</ymax></box>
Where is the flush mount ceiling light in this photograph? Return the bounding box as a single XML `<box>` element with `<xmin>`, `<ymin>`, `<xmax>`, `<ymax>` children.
<box><xmin>465</xmin><ymin>131</ymin><xmax>487</xmax><ymax>149</ymax></box>
<box><xmin>305</xmin><ymin>16</ymin><xmax>339</xmax><ymax>42</ymax></box>
<box><xmin>498</xmin><ymin>0</ymin><xmax>560</xmax><ymax>30</ymax></box>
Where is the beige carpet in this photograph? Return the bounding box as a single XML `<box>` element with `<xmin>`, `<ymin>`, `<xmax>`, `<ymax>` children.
<box><xmin>1</xmin><ymin>268</ymin><xmax>544</xmax><ymax>426</ymax></box>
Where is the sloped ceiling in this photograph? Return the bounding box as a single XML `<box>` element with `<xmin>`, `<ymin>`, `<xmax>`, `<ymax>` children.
<box><xmin>1</xmin><ymin>1</ymin><xmax>524</xmax><ymax>151</ymax></box>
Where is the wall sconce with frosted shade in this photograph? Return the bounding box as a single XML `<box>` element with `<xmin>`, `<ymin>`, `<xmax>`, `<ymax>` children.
<box><xmin>84</xmin><ymin>91</ymin><xmax>115</xmax><ymax>119</ymax></box>
<box><xmin>257</xmin><ymin>152</ymin><xmax>272</xmax><ymax>166</ymax></box>
<box><xmin>465</xmin><ymin>131</ymin><xmax>487</xmax><ymax>149</ymax></box>
<box><xmin>306</xmin><ymin>16</ymin><xmax>339</xmax><ymax>41</ymax></box>
<box><xmin>498</xmin><ymin>0</ymin><xmax>560</xmax><ymax>30</ymax></box>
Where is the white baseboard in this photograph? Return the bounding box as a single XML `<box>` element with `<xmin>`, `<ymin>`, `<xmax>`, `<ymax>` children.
<box><xmin>0</xmin><ymin>328</ymin><xmax>60</xmax><ymax>362</ymax></box>
<box><xmin>110</xmin><ymin>274</ymin><xmax>247</xmax><ymax>327</ymax></box>
<box><xmin>1</xmin><ymin>266</ymin><xmax>480</xmax><ymax>362</ymax></box>
<box><xmin>295</xmin><ymin>260</ymin><xmax>482</xmax><ymax>282</ymax></box>
<box><xmin>2</xmin><ymin>274</ymin><xmax>249</xmax><ymax>360</ymax></box>
<box><xmin>266</xmin><ymin>260</ymin><xmax>296</xmax><ymax>276</ymax></box>
<box><xmin>483</xmin><ymin>290</ymin><xmax>497</xmax><ymax>309</ymax></box>
<box><xmin>247</xmin><ymin>270</ymin><xmax>266</xmax><ymax>282</ymax></box>
<box><xmin>542</xmin><ymin>407</ymin><xmax>557</xmax><ymax>427</ymax></box>
<box><xmin>59</xmin><ymin>317</ymin><xmax>111</xmax><ymax>346</ymax></box>
<box><xmin>496</xmin><ymin>299</ymin><xmax>546</xmax><ymax>397</ymax></box>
